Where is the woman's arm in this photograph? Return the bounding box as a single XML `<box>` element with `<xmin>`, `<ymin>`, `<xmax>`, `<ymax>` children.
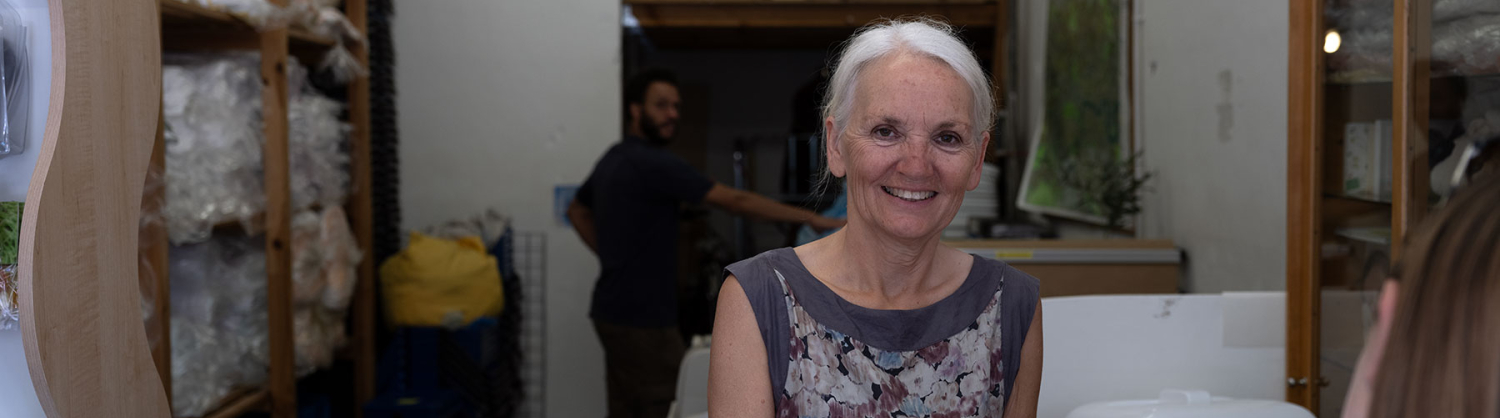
<box><xmin>708</xmin><ymin>275</ymin><xmax>776</xmax><ymax>418</ymax></box>
<box><xmin>1003</xmin><ymin>300</ymin><xmax>1044</xmax><ymax>418</ymax></box>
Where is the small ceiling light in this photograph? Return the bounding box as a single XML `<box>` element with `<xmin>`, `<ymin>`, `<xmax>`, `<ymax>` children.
<box><xmin>1324</xmin><ymin>30</ymin><xmax>1342</xmax><ymax>54</ymax></box>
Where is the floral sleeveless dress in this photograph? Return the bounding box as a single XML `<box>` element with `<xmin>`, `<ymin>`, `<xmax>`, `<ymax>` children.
<box><xmin>774</xmin><ymin>269</ymin><xmax>1007</xmax><ymax>418</ymax></box>
<box><xmin>727</xmin><ymin>248</ymin><xmax>1037</xmax><ymax>418</ymax></box>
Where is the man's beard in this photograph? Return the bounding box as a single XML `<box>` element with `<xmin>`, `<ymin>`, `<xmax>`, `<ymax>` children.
<box><xmin>640</xmin><ymin>118</ymin><xmax>673</xmax><ymax>145</ymax></box>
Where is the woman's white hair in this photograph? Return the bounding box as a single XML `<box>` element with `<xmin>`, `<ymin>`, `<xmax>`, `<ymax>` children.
<box><xmin>822</xmin><ymin>17</ymin><xmax>995</xmax><ymax>143</ymax></box>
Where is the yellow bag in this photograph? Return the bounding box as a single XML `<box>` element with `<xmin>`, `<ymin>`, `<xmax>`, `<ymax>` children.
<box><xmin>380</xmin><ymin>232</ymin><xmax>504</xmax><ymax>327</ymax></box>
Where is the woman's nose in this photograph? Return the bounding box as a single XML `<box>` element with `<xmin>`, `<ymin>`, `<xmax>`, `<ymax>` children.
<box><xmin>896</xmin><ymin>139</ymin><xmax>934</xmax><ymax>178</ymax></box>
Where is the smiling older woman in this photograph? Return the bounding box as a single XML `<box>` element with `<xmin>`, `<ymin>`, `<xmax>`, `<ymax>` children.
<box><xmin>708</xmin><ymin>18</ymin><xmax>1043</xmax><ymax>418</ymax></box>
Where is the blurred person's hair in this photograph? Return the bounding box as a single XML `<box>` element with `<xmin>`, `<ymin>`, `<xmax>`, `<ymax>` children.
<box><xmin>1370</xmin><ymin>168</ymin><xmax>1500</xmax><ymax>418</ymax></box>
<box><xmin>624</xmin><ymin>68</ymin><xmax>678</xmax><ymax>120</ymax></box>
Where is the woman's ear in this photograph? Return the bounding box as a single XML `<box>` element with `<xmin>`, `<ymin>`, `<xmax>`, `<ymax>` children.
<box><xmin>968</xmin><ymin>131</ymin><xmax>991</xmax><ymax>191</ymax></box>
<box><xmin>825</xmin><ymin>116</ymin><xmax>846</xmax><ymax>178</ymax></box>
<box><xmin>1376</xmin><ymin>279</ymin><xmax>1398</xmax><ymax>330</ymax></box>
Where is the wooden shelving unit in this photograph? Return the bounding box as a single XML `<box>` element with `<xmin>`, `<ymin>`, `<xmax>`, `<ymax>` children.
<box><xmin>1286</xmin><ymin>0</ymin><xmax>1486</xmax><ymax>414</ymax></box>
<box><xmin>203</xmin><ymin>389</ymin><xmax>271</xmax><ymax>418</ymax></box>
<box><xmin>142</xmin><ymin>0</ymin><xmax>375</xmax><ymax>417</ymax></box>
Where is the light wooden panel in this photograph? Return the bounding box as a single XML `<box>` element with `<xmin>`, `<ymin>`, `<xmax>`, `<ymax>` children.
<box><xmin>18</xmin><ymin>0</ymin><xmax>170</xmax><ymax>416</ymax></box>
<box><xmin>1285</xmin><ymin>0</ymin><xmax>1322</xmax><ymax>411</ymax></box>
<box><xmin>1015</xmin><ymin>264</ymin><xmax>1178</xmax><ymax>297</ymax></box>
<box><xmin>628</xmin><ymin>3</ymin><xmax>998</xmax><ymax>28</ymax></box>
<box><xmin>1391</xmin><ymin>0</ymin><xmax>1430</xmax><ymax>256</ymax></box>
<box><xmin>258</xmin><ymin>3</ymin><xmax>297</xmax><ymax>415</ymax></box>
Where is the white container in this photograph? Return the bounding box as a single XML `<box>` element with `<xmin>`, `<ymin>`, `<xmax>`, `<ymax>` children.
<box><xmin>1066</xmin><ymin>390</ymin><xmax>1315</xmax><ymax>418</ymax></box>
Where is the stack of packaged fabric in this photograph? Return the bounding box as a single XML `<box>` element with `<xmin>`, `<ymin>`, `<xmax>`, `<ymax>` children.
<box><xmin>154</xmin><ymin>51</ymin><xmax>360</xmax><ymax>417</ymax></box>
<box><xmin>166</xmin><ymin>0</ymin><xmax>367</xmax><ymax>83</ymax></box>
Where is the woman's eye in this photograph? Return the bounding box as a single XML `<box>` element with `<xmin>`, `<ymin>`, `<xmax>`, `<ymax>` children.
<box><xmin>937</xmin><ymin>133</ymin><xmax>962</xmax><ymax>145</ymax></box>
<box><xmin>873</xmin><ymin>127</ymin><xmax>896</xmax><ymax>138</ymax></box>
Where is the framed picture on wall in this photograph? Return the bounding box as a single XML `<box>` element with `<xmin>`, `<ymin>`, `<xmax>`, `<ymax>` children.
<box><xmin>1017</xmin><ymin>0</ymin><xmax>1133</xmax><ymax>225</ymax></box>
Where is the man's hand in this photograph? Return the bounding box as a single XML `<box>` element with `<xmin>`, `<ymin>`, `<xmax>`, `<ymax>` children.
<box><xmin>809</xmin><ymin>216</ymin><xmax>847</xmax><ymax>234</ymax></box>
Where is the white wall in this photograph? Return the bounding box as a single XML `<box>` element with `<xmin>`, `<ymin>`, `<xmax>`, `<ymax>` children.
<box><xmin>393</xmin><ymin>1</ymin><xmax>620</xmax><ymax>417</ymax></box>
<box><xmin>1132</xmin><ymin>0</ymin><xmax>1288</xmax><ymax>292</ymax></box>
<box><xmin>0</xmin><ymin>1</ymin><xmax>57</xmax><ymax>416</ymax></box>
<box><xmin>1017</xmin><ymin>0</ymin><xmax>1288</xmax><ymax>292</ymax></box>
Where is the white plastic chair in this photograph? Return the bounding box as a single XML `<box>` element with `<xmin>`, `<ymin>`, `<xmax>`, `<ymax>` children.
<box><xmin>669</xmin><ymin>341</ymin><xmax>713</xmax><ymax>418</ymax></box>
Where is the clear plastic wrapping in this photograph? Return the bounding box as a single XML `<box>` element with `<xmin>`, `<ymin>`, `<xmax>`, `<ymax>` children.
<box><xmin>140</xmin><ymin>166</ymin><xmax>167</xmax><ymax>353</ymax></box>
<box><xmin>162</xmin><ymin>54</ymin><xmax>266</xmax><ymax>244</ymax></box>
<box><xmin>293</xmin><ymin>305</ymin><xmax>346</xmax><ymax>375</ymax></box>
<box><xmin>0</xmin><ymin>0</ymin><xmax>29</xmax><ymax>158</ymax></box>
<box><xmin>169</xmin><ymin>237</ymin><xmax>269</xmax><ymax>417</ymax></box>
<box><xmin>289</xmin><ymin>206</ymin><xmax>360</xmax><ymax>309</ymax></box>
<box><xmin>169</xmin><ymin>207</ymin><xmax>360</xmax><ymax>415</ymax></box>
<box><xmin>167</xmin><ymin>0</ymin><xmax>297</xmax><ymax>30</ymax></box>
<box><xmin>318</xmin><ymin>206</ymin><xmax>361</xmax><ymax>311</ymax></box>
<box><xmin>162</xmin><ymin>54</ymin><xmax>351</xmax><ymax>244</ymax></box>
<box><xmin>320</xmin><ymin>45</ymin><xmax>369</xmax><ymax>86</ymax></box>
<box><xmin>292</xmin><ymin>211</ymin><xmax>326</xmax><ymax>306</ymax></box>
<box><xmin>423</xmin><ymin>209</ymin><xmax>513</xmax><ymax>248</ymax></box>
<box><xmin>289</xmin><ymin>85</ymin><xmax>352</xmax><ymax>209</ymax></box>
<box><xmin>1432</xmin><ymin>14</ymin><xmax>1500</xmax><ymax>76</ymax></box>
<box><xmin>0</xmin><ymin>264</ymin><xmax>15</xmax><ymax>330</ymax></box>
<box><xmin>1435</xmin><ymin>0</ymin><xmax>1500</xmax><ymax>23</ymax></box>
<box><xmin>1328</xmin><ymin>0</ymin><xmax>1500</xmax><ymax>81</ymax></box>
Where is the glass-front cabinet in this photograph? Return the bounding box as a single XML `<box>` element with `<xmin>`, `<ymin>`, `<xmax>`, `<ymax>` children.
<box><xmin>1289</xmin><ymin>0</ymin><xmax>1499</xmax><ymax>415</ymax></box>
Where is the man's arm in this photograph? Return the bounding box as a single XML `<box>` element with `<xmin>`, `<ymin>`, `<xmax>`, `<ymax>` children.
<box><xmin>703</xmin><ymin>184</ymin><xmax>846</xmax><ymax>232</ymax></box>
<box><xmin>567</xmin><ymin>198</ymin><xmax>599</xmax><ymax>255</ymax></box>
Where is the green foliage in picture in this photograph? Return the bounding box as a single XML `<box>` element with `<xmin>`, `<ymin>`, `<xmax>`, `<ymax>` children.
<box><xmin>1056</xmin><ymin>151</ymin><xmax>1152</xmax><ymax>229</ymax></box>
<box><xmin>0</xmin><ymin>202</ymin><xmax>21</xmax><ymax>265</ymax></box>
<box><xmin>1021</xmin><ymin>0</ymin><xmax>1126</xmax><ymax>222</ymax></box>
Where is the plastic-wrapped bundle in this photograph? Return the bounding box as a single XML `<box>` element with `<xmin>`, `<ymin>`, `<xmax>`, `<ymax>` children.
<box><xmin>292</xmin><ymin>207</ymin><xmax>361</xmax><ymax>309</ymax></box>
<box><xmin>162</xmin><ymin>55</ymin><xmax>351</xmax><ymax>243</ymax></box>
<box><xmin>290</xmin><ymin>206</ymin><xmax>359</xmax><ymax>375</ymax></box>
<box><xmin>1325</xmin><ymin>0</ymin><xmax>1391</xmax><ymax>31</ymax></box>
<box><xmin>167</xmin><ymin>0</ymin><xmax>297</xmax><ymax>30</ymax></box>
<box><xmin>1327</xmin><ymin>27</ymin><xmax>1395</xmax><ymax>82</ymax></box>
<box><xmin>291</xmin><ymin>211</ymin><xmax>326</xmax><ymax>306</ymax></box>
<box><xmin>170</xmin><ymin>207</ymin><xmax>359</xmax><ymax>415</ymax></box>
<box><xmin>169</xmin><ymin>237</ymin><xmax>269</xmax><ymax>417</ymax></box>
<box><xmin>293</xmin><ymin>306</ymin><xmax>346</xmax><ymax>376</ymax></box>
<box><xmin>319</xmin><ymin>206</ymin><xmax>361</xmax><ymax>311</ymax></box>
<box><xmin>0</xmin><ymin>264</ymin><xmax>14</xmax><ymax>330</ymax></box>
<box><xmin>423</xmin><ymin>209</ymin><xmax>512</xmax><ymax>248</ymax></box>
<box><xmin>281</xmin><ymin>0</ymin><xmax>368</xmax><ymax>86</ymax></box>
<box><xmin>140</xmin><ymin>167</ymin><xmax>166</xmax><ymax>352</ymax></box>
<box><xmin>289</xmin><ymin>80</ymin><xmax>352</xmax><ymax>209</ymax></box>
<box><xmin>321</xmin><ymin>45</ymin><xmax>369</xmax><ymax>86</ymax></box>
<box><xmin>1435</xmin><ymin>0</ymin><xmax>1500</xmax><ymax>23</ymax></box>
<box><xmin>162</xmin><ymin>54</ymin><xmax>266</xmax><ymax>244</ymax></box>
<box><xmin>0</xmin><ymin>0</ymin><xmax>31</xmax><ymax>159</ymax></box>
<box><xmin>139</xmin><ymin>243</ymin><xmax>162</xmax><ymax>353</ymax></box>
<box><xmin>1432</xmin><ymin>14</ymin><xmax>1500</xmax><ymax>76</ymax></box>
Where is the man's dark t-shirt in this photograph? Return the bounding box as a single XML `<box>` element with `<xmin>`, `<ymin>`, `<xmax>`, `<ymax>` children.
<box><xmin>577</xmin><ymin>135</ymin><xmax>714</xmax><ymax>328</ymax></box>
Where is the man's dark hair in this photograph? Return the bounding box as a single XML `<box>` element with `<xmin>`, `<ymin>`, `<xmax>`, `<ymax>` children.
<box><xmin>624</xmin><ymin>68</ymin><xmax>678</xmax><ymax>112</ymax></box>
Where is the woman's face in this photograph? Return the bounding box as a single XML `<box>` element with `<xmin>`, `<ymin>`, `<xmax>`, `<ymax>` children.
<box><xmin>827</xmin><ymin>52</ymin><xmax>988</xmax><ymax>241</ymax></box>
